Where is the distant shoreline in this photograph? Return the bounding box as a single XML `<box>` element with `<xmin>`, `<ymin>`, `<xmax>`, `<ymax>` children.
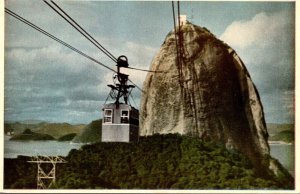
<box><xmin>268</xmin><ymin>140</ymin><xmax>292</xmax><ymax>145</ymax></box>
<box><xmin>5</xmin><ymin>135</ymin><xmax>292</xmax><ymax>145</ymax></box>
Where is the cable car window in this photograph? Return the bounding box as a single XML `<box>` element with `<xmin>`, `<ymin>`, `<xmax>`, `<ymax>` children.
<box><xmin>121</xmin><ymin>110</ymin><xmax>129</xmax><ymax>123</ymax></box>
<box><xmin>104</xmin><ymin>109</ymin><xmax>113</xmax><ymax>123</ymax></box>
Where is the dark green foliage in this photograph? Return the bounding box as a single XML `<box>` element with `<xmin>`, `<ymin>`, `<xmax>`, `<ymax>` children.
<box><xmin>72</xmin><ymin>119</ymin><xmax>102</xmax><ymax>143</ymax></box>
<box><xmin>23</xmin><ymin>128</ymin><xmax>34</xmax><ymax>134</ymax></box>
<box><xmin>10</xmin><ymin>128</ymin><xmax>55</xmax><ymax>141</ymax></box>
<box><xmin>4</xmin><ymin>156</ymin><xmax>36</xmax><ymax>189</ymax></box>
<box><xmin>4</xmin><ymin>134</ymin><xmax>293</xmax><ymax>189</ymax></box>
<box><xmin>58</xmin><ymin>133</ymin><xmax>77</xmax><ymax>141</ymax></box>
<box><xmin>59</xmin><ymin>134</ymin><xmax>292</xmax><ymax>189</ymax></box>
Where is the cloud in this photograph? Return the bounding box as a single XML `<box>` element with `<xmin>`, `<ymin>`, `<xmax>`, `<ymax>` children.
<box><xmin>220</xmin><ymin>10</ymin><xmax>294</xmax><ymax>75</ymax></box>
<box><xmin>4</xmin><ymin>30</ymin><xmax>157</xmax><ymax>123</ymax></box>
<box><xmin>94</xmin><ymin>38</ymin><xmax>157</xmax><ymax>86</ymax></box>
<box><xmin>4</xmin><ymin>43</ymin><xmax>109</xmax><ymax>123</ymax></box>
<box><xmin>5</xmin><ymin>0</ymin><xmax>159</xmax><ymax>123</ymax></box>
<box><xmin>261</xmin><ymin>89</ymin><xmax>295</xmax><ymax>123</ymax></box>
<box><xmin>220</xmin><ymin>11</ymin><xmax>292</xmax><ymax>49</ymax></box>
<box><xmin>220</xmin><ymin>10</ymin><xmax>295</xmax><ymax>124</ymax></box>
<box><xmin>282</xmin><ymin>90</ymin><xmax>295</xmax><ymax>120</ymax></box>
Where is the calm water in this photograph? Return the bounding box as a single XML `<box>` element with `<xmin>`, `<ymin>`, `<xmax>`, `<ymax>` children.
<box><xmin>4</xmin><ymin>135</ymin><xmax>82</xmax><ymax>158</ymax></box>
<box><xmin>269</xmin><ymin>143</ymin><xmax>294</xmax><ymax>175</ymax></box>
<box><xmin>4</xmin><ymin>136</ymin><xmax>294</xmax><ymax>174</ymax></box>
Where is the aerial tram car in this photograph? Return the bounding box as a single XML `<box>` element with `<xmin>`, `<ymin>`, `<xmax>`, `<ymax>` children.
<box><xmin>101</xmin><ymin>56</ymin><xmax>139</xmax><ymax>142</ymax></box>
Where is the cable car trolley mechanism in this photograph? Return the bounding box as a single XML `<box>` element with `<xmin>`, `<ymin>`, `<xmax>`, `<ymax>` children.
<box><xmin>101</xmin><ymin>56</ymin><xmax>139</xmax><ymax>142</ymax></box>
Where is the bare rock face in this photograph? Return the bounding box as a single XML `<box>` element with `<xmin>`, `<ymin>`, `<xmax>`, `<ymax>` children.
<box><xmin>140</xmin><ymin>22</ymin><xmax>292</xmax><ymax>181</ymax></box>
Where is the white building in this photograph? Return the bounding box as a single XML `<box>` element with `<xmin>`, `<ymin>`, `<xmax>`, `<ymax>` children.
<box><xmin>178</xmin><ymin>15</ymin><xmax>187</xmax><ymax>26</ymax></box>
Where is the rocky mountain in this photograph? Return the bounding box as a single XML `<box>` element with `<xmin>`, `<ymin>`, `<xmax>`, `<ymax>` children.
<box><xmin>140</xmin><ymin>22</ymin><xmax>292</xmax><ymax>182</ymax></box>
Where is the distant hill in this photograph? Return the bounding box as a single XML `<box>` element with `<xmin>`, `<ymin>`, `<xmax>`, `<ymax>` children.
<box><xmin>58</xmin><ymin>133</ymin><xmax>77</xmax><ymax>141</ymax></box>
<box><xmin>267</xmin><ymin>123</ymin><xmax>294</xmax><ymax>143</ymax></box>
<box><xmin>10</xmin><ymin>128</ymin><xmax>55</xmax><ymax>141</ymax></box>
<box><xmin>34</xmin><ymin>123</ymin><xmax>85</xmax><ymax>139</ymax></box>
<box><xmin>18</xmin><ymin>120</ymin><xmax>47</xmax><ymax>125</ymax></box>
<box><xmin>4</xmin><ymin>119</ymin><xmax>46</xmax><ymax>125</ymax></box>
<box><xmin>4</xmin><ymin>122</ymin><xmax>85</xmax><ymax>139</ymax></box>
<box><xmin>4</xmin><ymin>122</ymin><xmax>42</xmax><ymax>135</ymax></box>
<box><xmin>72</xmin><ymin>119</ymin><xmax>102</xmax><ymax>143</ymax></box>
<box><xmin>269</xmin><ymin>130</ymin><xmax>294</xmax><ymax>143</ymax></box>
<box><xmin>267</xmin><ymin>123</ymin><xmax>294</xmax><ymax>135</ymax></box>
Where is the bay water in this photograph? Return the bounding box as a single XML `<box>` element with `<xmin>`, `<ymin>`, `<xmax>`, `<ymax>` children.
<box><xmin>4</xmin><ymin>135</ymin><xmax>82</xmax><ymax>158</ymax></box>
<box><xmin>269</xmin><ymin>142</ymin><xmax>294</xmax><ymax>176</ymax></box>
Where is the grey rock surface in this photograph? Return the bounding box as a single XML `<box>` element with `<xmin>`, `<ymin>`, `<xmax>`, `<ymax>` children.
<box><xmin>140</xmin><ymin>22</ymin><xmax>292</xmax><ymax>181</ymax></box>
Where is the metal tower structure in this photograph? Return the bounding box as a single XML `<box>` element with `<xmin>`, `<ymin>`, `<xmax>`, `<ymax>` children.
<box><xmin>28</xmin><ymin>155</ymin><xmax>67</xmax><ymax>189</ymax></box>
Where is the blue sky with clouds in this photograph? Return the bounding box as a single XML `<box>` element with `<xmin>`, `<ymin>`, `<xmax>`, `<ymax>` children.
<box><xmin>4</xmin><ymin>1</ymin><xmax>295</xmax><ymax>124</ymax></box>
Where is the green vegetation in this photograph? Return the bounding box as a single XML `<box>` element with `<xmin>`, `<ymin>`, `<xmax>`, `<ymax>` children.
<box><xmin>4</xmin><ymin>156</ymin><xmax>36</xmax><ymax>189</ymax></box>
<box><xmin>58</xmin><ymin>133</ymin><xmax>77</xmax><ymax>141</ymax></box>
<box><xmin>10</xmin><ymin>129</ymin><xmax>55</xmax><ymax>141</ymax></box>
<box><xmin>269</xmin><ymin>130</ymin><xmax>294</xmax><ymax>143</ymax></box>
<box><xmin>4</xmin><ymin>134</ymin><xmax>293</xmax><ymax>189</ymax></box>
<box><xmin>72</xmin><ymin>119</ymin><xmax>102</xmax><ymax>143</ymax></box>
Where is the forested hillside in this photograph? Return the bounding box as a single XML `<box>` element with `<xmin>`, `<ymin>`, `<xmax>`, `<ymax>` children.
<box><xmin>4</xmin><ymin>134</ymin><xmax>293</xmax><ymax>189</ymax></box>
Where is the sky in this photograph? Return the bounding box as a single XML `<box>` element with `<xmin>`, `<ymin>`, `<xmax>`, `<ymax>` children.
<box><xmin>4</xmin><ymin>1</ymin><xmax>295</xmax><ymax>124</ymax></box>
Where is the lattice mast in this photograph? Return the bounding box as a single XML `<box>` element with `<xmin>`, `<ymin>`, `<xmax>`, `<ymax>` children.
<box><xmin>28</xmin><ymin>155</ymin><xmax>67</xmax><ymax>189</ymax></box>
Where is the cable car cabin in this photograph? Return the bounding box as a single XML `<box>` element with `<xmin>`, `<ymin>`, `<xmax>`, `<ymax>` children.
<box><xmin>101</xmin><ymin>55</ymin><xmax>139</xmax><ymax>142</ymax></box>
<box><xmin>102</xmin><ymin>103</ymin><xmax>139</xmax><ymax>142</ymax></box>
